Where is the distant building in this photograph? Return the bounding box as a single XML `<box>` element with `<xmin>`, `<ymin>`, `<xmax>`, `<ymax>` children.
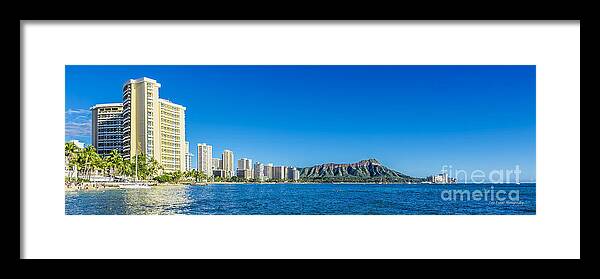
<box><xmin>197</xmin><ymin>143</ymin><xmax>213</xmax><ymax>177</ymax></box>
<box><xmin>90</xmin><ymin>103</ymin><xmax>123</xmax><ymax>157</ymax></box>
<box><xmin>273</xmin><ymin>166</ymin><xmax>287</xmax><ymax>180</ymax></box>
<box><xmin>237</xmin><ymin>158</ymin><xmax>253</xmax><ymax>179</ymax></box>
<box><xmin>213</xmin><ymin>169</ymin><xmax>225</xmax><ymax>178</ymax></box>
<box><xmin>222</xmin><ymin>150</ymin><xmax>234</xmax><ymax>178</ymax></box>
<box><xmin>286</xmin><ymin>167</ymin><xmax>300</xmax><ymax>181</ymax></box>
<box><xmin>212</xmin><ymin>158</ymin><xmax>223</xmax><ymax>170</ymax></box>
<box><xmin>254</xmin><ymin>162</ymin><xmax>265</xmax><ymax>181</ymax></box>
<box><xmin>263</xmin><ymin>163</ymin><xmax>274</xmax><ymax>179</ymax></box>
<box><xmin>429</xmin><ymin>173</ymin><xmax>456</xmax><ymax>184</ymax></box>
<box><xmin>238</xmin><ymin>158</ymin><xmax>253</xmax><ymax>170</ymax></box>
<box><xmin>185</xmin><ymin>141</ymin><xmax>193</xmax><ymax>171</ymax></box>
<box><xmin>237</xmin><ymin>169</ymin><xmax>253</xmax><ymax>180</ymax></box>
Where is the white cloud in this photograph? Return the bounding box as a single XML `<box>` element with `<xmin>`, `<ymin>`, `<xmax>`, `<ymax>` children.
<box><xmin>65</xmin><ymin>108</ymin><xmax>92</xmax><ymax>137</ymax></box>
<box><xmin>65</xmin><ymin>108</ymin><xmax>89</xmax><ymax>115</ymax></box>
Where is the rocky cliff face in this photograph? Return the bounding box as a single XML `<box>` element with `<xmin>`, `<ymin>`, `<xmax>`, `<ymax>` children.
<box><xmin>298</xmin><ymin>159</ymin><xmax>423</xmax><ymax>182</ymax></box>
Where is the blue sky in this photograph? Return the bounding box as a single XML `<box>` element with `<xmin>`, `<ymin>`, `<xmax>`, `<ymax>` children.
<box><xmin>65</xmin><ymin>65</ymin><xmax>536</xmax><ymax>182</ymax></box>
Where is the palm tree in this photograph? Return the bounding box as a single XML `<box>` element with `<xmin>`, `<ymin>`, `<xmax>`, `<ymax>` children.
<box><xmin>65</xmin><ymin>142</ymin><xmax>80</xmax><ymax>179</ymax></box>
<box><xmin>89</xmin><ymin>149</ymin><xmax>103</xmax><ymax>179</ymax></box>
<box><xmin>126</xmin><ymin>153</ymin><xmax>161</xmax><ymax>181</ymax></box>
<box><xmin>65</xmin><ymin>142</ymin><xmax>79</xmax><ymax>160</ymax></box>
<box><xmin>147</xmin><ymin>156</ymin><xmax>162</xmax><ymax>179</ymax></box>
<box><xmin>131</xmin><ymin>154</ymin><xmax>146</xmax><ymax>180</ymax></box>
<box><xmin>184</xmin><ymin>169</ymin><xmax>192</xmax><ymax>183</ymax></box>
<box><xmin>97</xmin><ymin>158</ymin><xmax>107</xmax><ymax>177</ymax></box>
<box><xmin>182</xmin><ymin>170</ymin><xmax>192</xmax><ymax>183</ymax></box>
<box><xmin>103</xmin><ymin>157</ymin><xmax>113</xmax><ymax>177</ymax></box>
<box><xmin>172</xmin><ymin>170</ymin><xmax>183</xmax><ymax>183</ymax></box>
<box><xmin>74</xmin><ymin>148</ymin><xmax>87</xmax><ymax>178</ymax></box>
<box><xmin>187</xmin><ymin>169</ymin><xmax>204</xmax><ymax>183</ymax></box>
<box><xmin>198</xmin><ymin>170</ymin><xmax>208</xmax><ymax>183</ymax></box>
<box><xmin>122</xmin><ymin>159</ymin><xmax>134</xmax><ymax>179</ymax></box>
<box><xmin>77</xmin><ymin>146</ymin><xmax>101</xmax><ymax>179</ymax></box>
<box><xmin>107</xmin><ymin>149</ymin><xmax>123</xmax><ymax>178</ymax></box>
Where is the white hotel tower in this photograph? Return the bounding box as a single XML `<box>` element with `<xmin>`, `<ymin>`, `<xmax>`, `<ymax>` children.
<box><xmin>253</xmin><ymin>162</ymin><xmax>265</xmax><ymax>181</ymax></box>
<box><xmin>237</xmin><ymin>158</ymin><xmax>253</xmax><ymax>179</ymax></box>
<box><xmin>197</xmin><ymin>143</ymin><xmax>213</xmax><ymax>177</ymax></box>
<box><xmin>185</xmin><ymin>141</ymin><xmax>193</xmax><ymax>171</ymax></box>
<box><xmin>222</xmin><ymin>149</ymin><xmax>234</xmax><ymax>178</ymax></box>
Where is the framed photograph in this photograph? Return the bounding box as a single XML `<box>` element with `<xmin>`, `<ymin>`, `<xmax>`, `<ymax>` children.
<box><xmin>22</xmin><ymin>20</ymin><xmax>580</xmax><ymax>259</ymax></box>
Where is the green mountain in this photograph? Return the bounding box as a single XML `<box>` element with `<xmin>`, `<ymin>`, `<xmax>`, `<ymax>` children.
<box><xmin>298</xmin><ymin>159</ymin><xmax>425</xmax><ymax>183</ymax></box>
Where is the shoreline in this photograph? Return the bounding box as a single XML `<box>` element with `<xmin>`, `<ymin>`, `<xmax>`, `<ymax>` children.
<box><xmin>65</xmin><ymin>182</ymin><xmax>121</xmax><ymax>191</ymax></box>
<box><xmin>65</xmin><ymin>181</ymin><xmax>534</xmax><ymax>192</ymax></box>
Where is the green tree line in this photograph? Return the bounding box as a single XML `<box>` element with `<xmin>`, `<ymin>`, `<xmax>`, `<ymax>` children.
<box><xmin>65</xmin><ymin>142</ymin><xmax>210</xmax><ymax>183</ymax></box>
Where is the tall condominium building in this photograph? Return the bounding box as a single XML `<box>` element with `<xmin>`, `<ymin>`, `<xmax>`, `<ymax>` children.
<box><xmin>263</xmin><ymin>163</ymin><xmax>274</xmax><ymax>179</ymax></box>
<box><xmin>184</xmin><ymin>141</ymin><xmax>193</xmax><ymax>171</ymax></box>
<box><xmin>238</xmin><ymin>158</ymin><xmax>253</xmax><ymax>170</ymax></box>
<box><xmin>213</xmin><ymin>169</ymin><xmax>225</xmax><ymax>178</ymax></box>
<box><xmin>254</xmin><ymin>162</ymin><xmax>265</xmax><ymax>181</ymax></box>
<box><xmin>222</xmin><ymin>149</ymin><xmax>234</xmax><ymax>178</ymax></box>
<box><xmin>121</xmin><ymin>77</ymin><xmax>186</xmax><ymax>173</ymax></box>
<box><xmin>287</xmin><ymin>167</ymin><xmax>300</xmax><ymax>181</ymax></box>
<box><xmin>158</xmin><ymin>99</ymin><xmax>186</xmax><ymax>173</ymax></box>
<box><xmin>273</xmin><ymin>166</ymin><xmax>287</xmax><ymax>180</ymax></box>
<box><xmin>237</xmin><ymin>158</ymin><xmax>253</xmax><ymax>179</ymax></box>
<box><xmin>122</xmin><ymin>78</ymin><xmax>158</xmax><ymax>160</ymax></box>
<box><xmin>197</xmin><ymin>143</ymin><xmax>213</xmax><ymax>177</ymax></box>
<box><xmin>212</xmin><ymin>158</ymin><xmax>223</xmax><ymax>170</ymax></box>
<box><xmin>90</xmin><ymin>103</ymin><xmax>123</xmax><ymax>157</ymax></box>
<box><xmin>237</xmin><ymin>169</ymin><xmax>253</xmax><ymax>180</ymax></box>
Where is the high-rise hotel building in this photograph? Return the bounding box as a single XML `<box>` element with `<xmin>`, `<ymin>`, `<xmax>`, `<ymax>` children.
<box><xmin>90</xmin><ymin>103</ymin><xmax>123</xmax><ymax>157</ymax></box>
<box><xmin>212</xmin><ymin>158</ymin><xmax>223</xmax><ymax>170</ymax></box>
<box><xmin>222</xmin><ymin>149</ymin><xmax>234</xmax><ymax>178</ymax></box>
<box><xmin>158</xmin><ymin>98</ymin><xmax>186</xmax><ymax>172</ymax></box>
<box><xmin>197</xmin><ymin>143</ymin><xmax>213</xmax><ymax>177</ymax></box>
<box><xmin>212</xmin><ymin>156</ymin><xmax>225</xmax><ymax>178</ymax></box>
<box><xmin>273</xmin><ymin>166</ymin><xmax>287</xmax><ymax>180</ymax></box>
<box><xmin>121</xmin><ymin>77</ymin><xmax>186</xmax><ymax>173</ymax></box>
<box><xmin>287</xmin><ymin>167</ymin><xmax>300</xmax><ymax>181</ymax></box>
<box><xmin>263</xmin><ymin>163</ymin><xmax>274</xmax><ymax>179</ymax></box>
<box><xmin>237</xmin><ymin>158</ymin><xmax>253</xmax><ymax>171</ymax></box>
<box><xmin>185</xmin><ymin>141</ymin><xmax>193</xmax><ymax>171</ymax></box>
<box><xmin>253</xmin><ymin>162</ymin><xmax>265</xmax><ymax>181</ymax></box>
<box><xmin>237</xmin><ymin>158</ymin><xmax>253</xmax><ymax>179</ymax></box>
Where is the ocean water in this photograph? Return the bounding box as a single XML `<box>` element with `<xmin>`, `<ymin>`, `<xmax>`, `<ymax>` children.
<box><xmin>65</xmin><ymin>183</ymin><xmax>535</xmax><ymax>215</ymax></box>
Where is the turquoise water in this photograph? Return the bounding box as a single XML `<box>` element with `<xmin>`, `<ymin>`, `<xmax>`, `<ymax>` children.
<box><xmin>65</xmin><ymin>183</ymin><xmax>535</xmax><ymax>215</ymax></box>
